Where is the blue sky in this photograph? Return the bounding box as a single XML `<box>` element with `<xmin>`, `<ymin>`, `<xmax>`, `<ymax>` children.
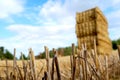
<box><xmin>0</xmin><ymin>0</ymin><xmax>120</xmax><ymax>57</ymax></box>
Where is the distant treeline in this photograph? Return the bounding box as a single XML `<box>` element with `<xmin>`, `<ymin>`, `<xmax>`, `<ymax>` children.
<box><xmin>112</xmin><ymin>38</ymin><xmax>120</xmax><ymax>50</ymax></box>
<box><xmin>0</xmin><ymin>38</ymin><xmax>120</xmax><ymax>60</ymax></box>
<box><xmin>37</xmin><ymin>38</ymin><xmax>120</xmax><ymax>59</ymax></box>
<box><xmin>0</xmin><ymin>47</ymin><xmax>28</xmax><ymax>60</ymax></box>
<box><xmin>0</xmin><ymin>47</ymin><xmax>14</xmax><ymax>60</ymax></box>
<box><xmin>35</xmin><ymin>46</ymin><xmax>73</xmax><ymax>59</ymax></box>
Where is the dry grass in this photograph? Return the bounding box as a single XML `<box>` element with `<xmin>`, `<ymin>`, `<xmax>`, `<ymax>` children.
<box><xmin>0</xmin><ymin>56</ymin><xmax>71</xmax><ymax>80</ymax></box>
<box><xmin>0</xmin><ymin>50</ymin><xmax>120</xmax><ymax>80</ymax></box>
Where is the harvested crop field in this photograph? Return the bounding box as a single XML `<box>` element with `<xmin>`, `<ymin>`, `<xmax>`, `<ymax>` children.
<box><xmin>0</xmin><ymin>49</ymin><xmax>120</xmax><ymax>80</ymax></box>
<box><xmin>0</xmin><ymin>6</ymin><xmax>120</xmax><ymax>80</ymax></box>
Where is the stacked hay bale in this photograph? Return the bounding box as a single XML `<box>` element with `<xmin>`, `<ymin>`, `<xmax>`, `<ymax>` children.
<box><xmin>76</xmin><ymin>7</ymin><xmax>112</xmax><ymax>55</ymax></box>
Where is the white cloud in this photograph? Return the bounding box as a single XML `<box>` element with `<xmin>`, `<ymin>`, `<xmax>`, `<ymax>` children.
<box><xmin>0</xmin><ymin>0</ymin><xmax>24</xmax><ymax>19</ymax></box>
<box><xmin>38</xmin><ymin>0</ymin><xmax>96</xmax><ymax>25</ymax></box>
<box><xmin>112</xmin><ymin>0</ymin><xmax>120</xmax><ymax>5</ymax></box>
<box><xmin>0</xmin><ymin>24</ymin><xmax>76</xmax><ymax>57</ymax></box>
<box><xmin>36</xmin><ymin>0</ymin><xmax>108</xmax><ymax>25</ymax></box>
<box><xmin>37</xmin><ymin>0</ymin><xmax>120</xmax><ymax>39</ymax></box>
<box><xmin>1</xmin><ymin>0</ymin><xmax>120</xmax><ymax>57</ymax></box>
<box><xmin>38</xmin><ymin>0</ymin><xmax>70</xmax><ymax>25</ymax></box>
<box><xmin>107</xmin><ymin>10</ymin><xmax>120</xmax><ymax>20</ymax></box>
<box><xmin>109</xmin><ymin>27</ymin><xmax>120</xmax><ymax>40</ymax></box>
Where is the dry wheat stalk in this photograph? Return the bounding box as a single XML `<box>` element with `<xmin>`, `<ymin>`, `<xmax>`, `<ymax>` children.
<box><xmin>44</xmin><ymin>46</ymin><xmax>51</xmax><ymax>80</ymax></box>
<box><xmin>71</xmin><ymin>43</ymin><xmax>76</xmax><ymax>80</ymax></box>
<box><xmin>117</xmin><ymin>45</ymin><xmax>120</xmax><ymax>60</ymax></box>
<box><xmin>29</xmin><ymin>48</ymin><xmax>37</xmax><ymax>80</ymax></box>
<box><xmin>13</xmin><ymin>48</ymin><xmax>17</xmax><ymax>80</ymax></box>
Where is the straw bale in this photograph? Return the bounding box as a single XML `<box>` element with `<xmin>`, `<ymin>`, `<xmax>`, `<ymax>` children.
<box><xmin>86</xmin><ymin>8</ymin><xmax>95</xmax><ymax>21</ymax></box>
<box><xmin>76</xmin><ymin>13</ymin><xmax>80</xmax><ymax>23</ymax></box>
<box><xmin>97</xmin><ymin>31</ymin><xmax>109</xmax><ymax>39</ymax></box>
<box><xmin>79</xmin><ymin>13</ymin><xmax>82</xmax><ymax>23</ymax></box>
<box><xmin>97</xmin><ymin>45</ymin><xmax>112</xmax><ymax>55</ymax></box>
<box><xmin>77</xmin><ymin>35</ymin><xmax>96</xmax><ymax>50</ymax></box>
<box><xmin>96</xmin><ymin>21</ymin><xmax>108</xmax><ymax>32</ymax></box>
<box><xmin>96</xmin><ymin>15</ymin><xmax>108</xmax><ymax>26</ymax></box>
<box><xmin>86</xmin><ymin>11</ymin><xmax>89</xmax><ymax>21</ymax></box>
<box><xmin>83</xmin><ymin>24</ymin><xmax>86</xmax><ymax>37</ymax></box>
<box><xmin>76</xmin><ymin>24</ymin><xmax>84</xmax><ymax>37</ymax></box>
<box><xmin>82</xmin><ymin>12</ymin><xmax>84</xmax><ymax>22</ymax></box>
<box><xmin>89</xmin><ymin>21</ymin><xmax>96</xmax><ymax>35</ymax></box>
<box><xmin>99</xmin><ymin>34</ymin><xmax>111</xmax><ymax>43</ymax></box>
<box><xmin>98</xmin><ymin>43</ymin><xmax>112</xmax><ymax>50</ymax></box>
<box><xmin>97</xmin><ymin>46</ymin><xmax>106</xmax><ymax>55</ymax></box>
<box><xmin>97</xmin><ymin>34</ymin><xmax>112</xmax><ymax>45</ymax></box>
<box><xmin>76</xmin><ymin>7</ymin><xmax>112</xmax><ymax>55</ymax></box>
<box><xmin>76</xmin><ymin>21</ymin><xmax>96</xmax><ymax>37</ymax></box>
<box><xmin>95</xmin><ymin>7</ymin><xmax>108</xmax><ymax>24</ymax></box>
<box><xmin>97</xmin><ymin>34</ymin><xmax>109</xmax><ymax>44</ymax></box>
<box><xmin>97</xmin><ymin>42</ymin><xmax>111</xmax><ymax>49</ymax></box>
<box><xmin>76</xmin><ymin>7</ymin><xmax>107</xmax><ymax>24</ymax></box>
<box><xmin>80</xmin><ymin>37</ymin><xmax>85</xmax><ymax>44</ymax></box>
<box><xmin>96</xmin><ymin>25</ymin><xmax>108</xmax><ymax>33</ymax></box>
<box><xmin>85</xmin><ymin>23</ymin><xmax>89</xmax><ymax>35</ymax></box>
<box><xmin>77</xmin><ymin>38</ymin><xmax>81</xmax><ymax>49</ymax></box>
<box><xmin>78</xmin><ymin>20</ymin><xmax>99</xmax><ymax>34</ymax></box>
<box><xmin>76</xmin><ymin>24</ymin><xmax>80</xmax><ymax>37</ymax></box>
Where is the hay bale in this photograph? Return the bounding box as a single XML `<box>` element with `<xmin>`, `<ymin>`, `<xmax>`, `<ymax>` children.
<box><xmin>76</xmin><ymin>7</ymin><xmax>112</xmax><ymax>55</ymax></box>
<box><xmin>97</xmin><ymin>34</ymin><xmax>112</xmax><ymax>46</ymax></box>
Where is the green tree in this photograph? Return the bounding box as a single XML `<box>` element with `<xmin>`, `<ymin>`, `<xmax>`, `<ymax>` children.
<box><xmin>0</xmin><ymin>52</ymin><xmax>4</xmax><ymax>60</ymax></box>
<box><xmin>49</xmin><ymin>51</ymin><xmax>54</xmax><ymax>58</ymax></box>
<box><xmin>117</xmin><ymin>38</ymin><xmax>120</xmax><ymax>44</ymax></box>
<box><xmin>19</xmin><ymin>53</ymin><xmax>28</xmax><ymax>60</ymax></box>
<box><xmin>4</xmin><ymin>49</ymin><xmax>14</xmax><ymax>60</ymax></box>
<box><xmin>0</xmin><ymin>47</ymin><xmax>4</xmax><ymax>53</ymax></box>
<box><xmin>0</xmin><ymin>47</ymin><xmax>5</xmax><ymax>59</ymax></box>
<box><xmin>40</xmin><ymin>52</ymin><xmax>46</xmax><ymax>59</ymax></box>
<box><xmin>112</xmin><ymin>38</ymin><xmax>120</xmax><ymax>50</ymax></box>
<box><xmin>63</xmin><ymin>47</ymin><xmax>72</xmax><ymax>56</ymax></box>
<box><xmin>38</xmin><ymin>50</ymin><xmax>54</xmax><ymax>59</ymax></box>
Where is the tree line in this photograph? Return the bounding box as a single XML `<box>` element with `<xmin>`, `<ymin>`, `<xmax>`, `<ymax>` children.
<box><xmin>38</xmin><ymin>38</ymin><xmax>120</xmax><ymax>59</ymax></box>
<box><xmin>0</xmin><ymin>38</ymin><xmax>120</xmax><ymax>60</ymax></box>
<box><xmin>0</xmin><ymin>47</ymin><xmax>28</xmax><ymax>60</ymax></box>
<box><xmin>0</xmin><ymin>47</ymin><xmax>14</xmax><ymax>60</ymax></box>
<box><xmin>35</xmin><ymin>46</ymin><xmax>73</xmax><ymax>59</ymax></box>
<box><xmin>112</xmin><ymin>38</ymin><xmax>120</xmax><ymax>50</ymax></box>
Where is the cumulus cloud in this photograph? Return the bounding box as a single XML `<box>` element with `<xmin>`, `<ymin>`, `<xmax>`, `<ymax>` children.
<box><xmin>0</xmin><ymin>24</ymin><xmax>76</xmax><ymax>57</ymax></box>
<box><xmin>109</xmin><ymin>26</ymin><xmax>120</xmax><ymax>40</ymax></box>
<box><xmin>0</xmin><ymin>0</ymin><xmax>25</xmax><ymax>19</ymax></box>
<box><xmin>1</xmin><ymin>0</ymin><xmax>120</xmax><ymax>57</ymax></box>
<box><xmin>37</xmin><ymin>0</ymin><xmax>120</xmax><ymax>39</ymax></box>
<box><xmin>38</xmin><ymin>0</ymin><xmax>97</xmax><ymax>25</ymax></box>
